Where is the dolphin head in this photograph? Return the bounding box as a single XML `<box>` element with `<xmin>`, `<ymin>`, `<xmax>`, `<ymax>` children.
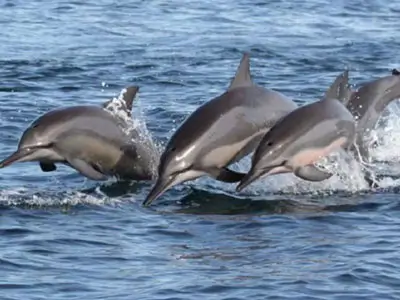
<box><xmin>373</xmin><ymin>69</ymin><xmax>400</xmax><ymax>109</ymax></box>
<box><xmin>0</xmin><ymin>116</ymin><xmax>63</xmax><ymax>168</ymax></box>
<box><xmin>236</xmin><ymin>129</ymin><xmax>289</xmax><ymax>192</ymax></box>
<box><xmin>143</xmin><ymin>52</ymin><xmax>256</xmax><ymax>206</ymax></box>
<box><xmin>143</xmin><ymin>140</ymin><xmax>205</xmax><ymax>206</ymax></box>
<box><xmin>348</xmin><ymin>69</ymin><xmax>400</xmax><ymax>118</ymax></box>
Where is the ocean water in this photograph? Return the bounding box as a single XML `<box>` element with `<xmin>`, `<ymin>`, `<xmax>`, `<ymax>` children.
<box><xmin>1</xmin><ymin>0</ymin><xmax>400</xmax><ymax>299</ymax></box>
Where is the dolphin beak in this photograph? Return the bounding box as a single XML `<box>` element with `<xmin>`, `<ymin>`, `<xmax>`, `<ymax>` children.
<box><xmin>236</xmin><ymin>164</ymin><xmax>290</xmax><ymax>192</ymax></box>
<box><xmin>236</xmin><ymin>168</ymin><xmax>264</xmax><ymax>192</ymax></box>
<box><xmin>0</xmin><ymin>147</ymin><xmax>38</xmax><ymax>168</ymax></box>
<box><xmin>143</xmin><ymin>176</ymin><xmax>174</xmax><ymax>206</ymax></box>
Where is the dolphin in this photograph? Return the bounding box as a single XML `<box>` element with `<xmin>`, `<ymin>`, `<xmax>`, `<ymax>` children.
<box><xmin>346</xmin><ymin>68</ymin><xmax>400</xmax><ymax>162</ymax></box>
<box><xmin>142</xmin><ymin>52</ymin><xmax>298</xmax><ymax>206</ymax></box>
<box><xmin>0</xmin><ymin>86</ymin><xmax>157</xmax><ymax>181</ymax></box>
<box><xmin>236</xmin><ymin>70</ymin><xmax>356</xmax><ymax>191</ymax></box>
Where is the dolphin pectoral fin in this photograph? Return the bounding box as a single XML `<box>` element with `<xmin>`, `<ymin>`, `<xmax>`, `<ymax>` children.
<box><xmin>66</xmin><ymin>158</ymin><xmax>108</xmax><ymax>181</ymax></box>
<box><xmin>208</xmin><ymin>167</ymin><xmax>246</xmax><ymax>183</ymax></box>
<box><xmin>39</xmin><ymin>162</ymin><xmax>57</xmax><ymax>172</ymax></box>
<box><xmin>294</xmin><ymin>165</ymin><xmax>332</xmax><ymax>182</ymax></box>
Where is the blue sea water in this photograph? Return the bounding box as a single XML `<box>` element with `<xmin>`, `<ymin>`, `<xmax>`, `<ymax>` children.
<box><xmin>1</xmin><ymin>0</ymin><xmax>400</xmax><ymax>299</ymax></box>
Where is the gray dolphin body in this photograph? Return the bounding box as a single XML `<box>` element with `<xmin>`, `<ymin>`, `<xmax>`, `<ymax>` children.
<box><xmin>346</xmin><ymin>69</ymin><xmax>400</xmax><ymax>162</ymax></box>
<box><xmin>236</xmin><ymin>70</ymin><xmax>356</xmax><ymax>191</ymax></box>
<box><xmin>0</xmin><ymin>87</ymin><xmax>156</xmax><ymax>181</ymax></box>
<box><xmin>143</xmin><ymin>53</ymin><xmax>298</xmax><ymax>206</ymax></box>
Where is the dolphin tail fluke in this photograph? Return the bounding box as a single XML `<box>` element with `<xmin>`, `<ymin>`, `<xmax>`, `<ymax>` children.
<box><xmin>324</xmin><ymin>70</ymin><xmax>352</xmax><ymax>105</ymax></box>
<box><xmin>294</xmin><ymin>165</ymin><xmax>332</xmax><ymax>182</ymax></box>
<box><xmin>228</xmin><ymin>52</ymin><xmax>252</xmax><ymax>90</ymax></box>
<box><xmin>208</xmin><ymin>167</ymin><xmax>246</xmax><ymax>183</ymax></box>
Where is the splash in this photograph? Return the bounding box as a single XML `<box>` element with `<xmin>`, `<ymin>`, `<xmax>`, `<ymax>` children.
<box><xmin>370</xmin><ymin>102</ymin><xmax>400</xmax><ymax>162</ymax></box>
<box><xmin>0</xmin><ymin>186</ymin><xmax>120</xmax><ymax>207</ymax></box>
<box><xmin>103</xmin><ymin>87</ymin><xmax>162</xmax><ymax>177</ymax></box>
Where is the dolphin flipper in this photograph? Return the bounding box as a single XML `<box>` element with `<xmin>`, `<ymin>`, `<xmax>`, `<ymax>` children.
<box><xmin>294</xmin><ymin>165</ymin><xmax>332</xmax><ymax>182</ymax></box>
<box><xmin>208</xmin><ymin>167</ymin><xmax>246</xmax><ymax>183</ymax></box>
<box><xmin>66</xmin><ymin>158</ymin><xmax>108</xmax><ymax>181</ymax></box>
<box><xmin>39</xmin><ymin>162</ymin><xmax>57</xmax><ymax>172</ymax></box>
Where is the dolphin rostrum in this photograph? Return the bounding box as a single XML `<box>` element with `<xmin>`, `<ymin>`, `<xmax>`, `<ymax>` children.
<box><xmin>236</xmin><ymin>70</ymin><xmax>356</xmax><ymax>191</ymax></box>
<box><xmin>143</xmin><ymin>52</ymin><xmax>298</xmax><ymax>206</ymax></box>
<box><xmin>0</xmin><ymin>86</ymin><xmax>157</xmax><ymax>181</ymax></box>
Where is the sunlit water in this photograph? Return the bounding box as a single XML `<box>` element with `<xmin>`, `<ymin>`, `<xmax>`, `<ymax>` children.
<box><xmin>1</xmin><ymin>1</ymin><xmax>400</xmax><ymax>299</ymax></box>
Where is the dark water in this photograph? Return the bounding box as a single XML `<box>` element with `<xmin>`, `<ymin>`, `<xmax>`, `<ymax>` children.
<box><xmin>1</xmin><ymin>1</ymin><xmax>400</xmax><ymax>299</ymax></box>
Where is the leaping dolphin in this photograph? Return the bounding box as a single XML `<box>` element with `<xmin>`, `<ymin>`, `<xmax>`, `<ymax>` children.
<box><xmin>0</xmin><ymin>87</ymin><xmax>157</xmax><ymax>181</ymax></box>
<box><xmin>143</xmin><ymin>53</ymin><xmax>298</xmax><ymax>206</ymax></box>
<box><xmin>236</xmin><ymin>70</ymin><xmax>356</xmax><ymax>191</ymax></box>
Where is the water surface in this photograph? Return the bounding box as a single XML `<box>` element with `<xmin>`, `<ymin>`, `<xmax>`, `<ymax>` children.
<box><xmin>1</xmin><ymin>1</ymin><xmax>400</xmax><ymax>299</ymax></box>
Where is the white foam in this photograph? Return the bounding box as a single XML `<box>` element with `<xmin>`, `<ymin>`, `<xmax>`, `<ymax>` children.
<box><xmin>0</xmin><ymin>186</ymin><xmax>122</xmax><ymax>207</ymax></box>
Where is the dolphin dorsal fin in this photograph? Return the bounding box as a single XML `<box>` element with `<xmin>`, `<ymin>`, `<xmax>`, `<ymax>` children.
<box><xmin>323</xmin><ymin>70</ymin><xmax>352</xmax><ymax>105</ymax></box>
<box><xmin>102</xmin><ymin>86</ymin><xmax>139</xmax><ymax>116</ymax></box>
<box><xmin>121</xmin><ymin>86</ymin><xmax>139</xmax><ymax>113</ymax></box>
<box><xmin>228</xmin><ymin>52</ymin><xmax>253</xmax><ymax>91</ymax></box>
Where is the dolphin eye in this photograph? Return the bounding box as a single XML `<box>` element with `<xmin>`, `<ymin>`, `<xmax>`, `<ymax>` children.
<box><xmin>267</xmin><ymin>141</ymin><xmax>273</xmax><ymax>146</ymax></box>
